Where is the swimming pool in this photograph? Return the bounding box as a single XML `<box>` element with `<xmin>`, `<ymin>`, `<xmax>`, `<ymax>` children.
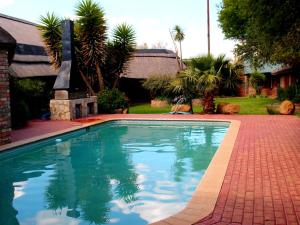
<box><xmin>0</xmin><ymin>120</ymin><xmax>229</xmax><ymax>225</ymax></box>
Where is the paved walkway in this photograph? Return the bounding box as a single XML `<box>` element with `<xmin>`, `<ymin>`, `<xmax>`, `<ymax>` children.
<box><xmin>11</xmin><ymin>120</ymin><xmax>81</xmax><ymax>142</ymax></box>
<box><xmin>195</xmin><ymin>115</ymin><xmax>300</xmax><ymax>225</ymax></box>
<box><xmin>9</xmin><ymin>115</ymin><xmax>300</xmax><ymax>225</ymax></box>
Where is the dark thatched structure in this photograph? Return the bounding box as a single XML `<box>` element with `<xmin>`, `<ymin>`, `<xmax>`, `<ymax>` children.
<box><xmin>0</xmin><ymin>13</ymin><xmax>58</xmax><ymax>79</ymax></box>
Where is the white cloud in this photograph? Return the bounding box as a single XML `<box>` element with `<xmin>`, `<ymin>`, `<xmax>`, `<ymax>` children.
<box><xmin>0</xmin><ymin>0</ymin><xmax>14</xmax><ymax>9</ymax></box>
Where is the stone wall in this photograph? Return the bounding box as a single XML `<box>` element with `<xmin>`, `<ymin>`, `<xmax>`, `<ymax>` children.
<box><xmin>50</xmin><ymin>96</ymin><xmax>98</xmax><ymax>120</ymax></box>
<box><xmin>0</xmin><ymin>50</ymin><xmax>11</xmax><ymax>145</ymax></box>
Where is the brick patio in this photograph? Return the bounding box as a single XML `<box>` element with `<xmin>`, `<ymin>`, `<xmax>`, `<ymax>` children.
<box><xmin>8</xmin><ymin>115</ymin><xmax>300</xmax><ymax>225</ymax></box>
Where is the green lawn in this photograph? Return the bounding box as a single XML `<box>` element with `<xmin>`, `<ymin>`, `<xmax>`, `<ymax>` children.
<box><xmin>129</xmin><ymin>97</ymin><xmax>279</xmax><ymax>115</ymax></box>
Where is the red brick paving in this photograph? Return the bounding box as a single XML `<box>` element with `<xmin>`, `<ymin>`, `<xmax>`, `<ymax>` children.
<box><xmin>11</xmin><ymin>119</ymin><xmax>81</xmax><ymax>142</ymax></box>
<box><xmin>9</xmin><ymin>114</ymin><xmax>300</xmax><ymax>225</ymax></box>
<box><xmin>194</xmin><ymin>115</ymin><xmax>300</xmax><ymax>225</ymax></box>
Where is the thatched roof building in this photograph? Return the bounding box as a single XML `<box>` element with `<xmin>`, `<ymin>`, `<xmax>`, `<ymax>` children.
<box><xmin>0</xmin><ymin>14</ymin><xmax>181</xmax><ymax>81</ymax></box>
<box><xmin>0</xmin><ymin>13</ymin><xmax>58</xmax><ymax>78</ymax></box>
<box><xmin>122</xmin><ymin>49</ymin><xmax>181</xmax><ymax>79</ymax></box>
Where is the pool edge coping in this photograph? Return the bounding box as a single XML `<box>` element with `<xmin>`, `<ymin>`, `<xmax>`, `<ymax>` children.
<box><xmin>149</xmin><ymin>119</ymin><xmax>240</xmax><ymax>225</ymax></box>
<box><xmin>0</xmin><ymin>117</ymin><xmax>240</xmax><ymax>225</ymax></box>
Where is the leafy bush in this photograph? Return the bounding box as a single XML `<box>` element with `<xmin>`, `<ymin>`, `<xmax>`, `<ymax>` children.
<box><xmin>10</xmin><ymin>78</ymin><xmax>52</xmax><ymax>128</ymax></box>
<box><xmin>142</xmin><ymin>76</ymin><xmax>173</xmax><ymax>100</ymax></box>
<box><xmin>97</xmin><ymin>88</ymin><xmax>128</xmax><ymax>113</ymax></box>
<box><xmin>277</xmin><ymin>84</ymin><xmax>300</xmax><ymax>102</ymax></box>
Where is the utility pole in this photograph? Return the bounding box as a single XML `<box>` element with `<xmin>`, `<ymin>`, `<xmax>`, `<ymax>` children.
<box><xmin>207</xmin><ymin>0</ymin><xmax>211</xmax><ymax>55</ymax></box>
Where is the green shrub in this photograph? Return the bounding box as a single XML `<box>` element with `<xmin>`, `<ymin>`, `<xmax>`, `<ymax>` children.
<box><xmin>277</xmin><ymin>87</ymin><xmax>286</xmax><ymax>101</ymax></box>
<box><xmin>142</xmin><ymin>76</ymin><xmax>173</xmax><ymax>100</ymax></box>
<box><xmin>97</xmin><ymin>88</ymin><xmax>128</xmax><ymax>113</ymax></box>
<box><xmin>10</xmin><ymin>78</ymin><xmax>52</xmax><ymax>128</ymax></box>
<box><xmin>277</xmin><ymin>84</ymin><xmax>300</xmax><ymax>102</ymax></box>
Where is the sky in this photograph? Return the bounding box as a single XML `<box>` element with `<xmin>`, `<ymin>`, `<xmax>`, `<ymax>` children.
<box><xmin>0</xmin><ymin>0</ymin><xmax>236</xmax><ymax>59</ymax></box>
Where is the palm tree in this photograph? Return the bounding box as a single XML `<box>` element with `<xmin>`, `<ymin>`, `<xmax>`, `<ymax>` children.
<box><xmin>218</xmin><ymin>59</ymin><xmax>243</xmax><ymax>96</ymax></box>
<box><xmin>168</xmin><ymin>70</ymin><xmax>199</xmax><ymax>113</ymax></box>
<box><xmin>187</xmin><ymin>55</ymin><xmax>228</xmax><ymax>114</ymax></box>
<box><xmin>173</xmin><ymin>25</ymin><xmax>185</xmax><ymax>70</ymax></box>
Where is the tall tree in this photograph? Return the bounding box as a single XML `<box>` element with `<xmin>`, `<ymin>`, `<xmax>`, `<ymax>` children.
<box><xmin>104</xmin><ymin>23</ymin><xmax>136</xmax><ymax>88</ymax></box>
<box><xmin>173</xmin><ymin>25</ymin><xmax>185</xmax><ymax>70</ymax></box>
<box><xmin>207</xmin><ymin>0</ymin><xmax>211</xmax><ymax>55</ymax></box>
<box><xmin>218</xmin><ymin>0</ymin><xmax>300</xmax><ymax>67</ymax></box>
<box><xmin>75</xmin><ymin>0</ymin><xmax>107</xmax><ymax>91</ymax></box>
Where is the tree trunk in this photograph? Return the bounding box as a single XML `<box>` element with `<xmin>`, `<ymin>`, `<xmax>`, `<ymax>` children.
<box><xmin>79</xmin><ymin>70</ymin><xmax>96</xmax><ymax>96</ymax></box>
<box><xmin>113</xmin><ymin>75</ymin><xmax>119</xmax><ymax>89</ymax></box>
<box><xmin>203</xmin><ymin>92</ymin><xmax>215</xmax><ymax>114</ymax></box>
<box><xmin>189</xmin><ymin>98</ymin><xmax>194</xmax><ymax>114</ymax></box>
<box><xmin>96</xmin><ymin>63</ymin><xmax>105</xmax><ymax>91</ymax></box>
<box><xmin>169</xmin><ymin>30</ymin><xmax>182</xmax><ymax>71</ymax></box>
<box><xmin>179</xmin><ymin>41</ymin><xmax>183</xmax><ymax>70</ymax></box>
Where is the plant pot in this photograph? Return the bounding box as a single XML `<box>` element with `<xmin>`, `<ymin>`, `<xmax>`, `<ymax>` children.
<box><xmin>266</xmin><ymin>103</ymin><xmax>280</xmax><ymax>115</ymax></box>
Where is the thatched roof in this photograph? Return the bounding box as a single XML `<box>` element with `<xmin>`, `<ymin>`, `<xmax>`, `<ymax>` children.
<box><xmin>0</xmin><ymin>26</ymin><xmax>16</xmax><ymax>64</ymax></box>
<box><xmin>0</xmin><ymin>13</ymin><xmax>58</xmax><ymax>78</ymax></box>
<box><xmin>122</xmin><ymin>49</ymin><xmax>182</xmax><ymax>79</ymax></box>
<box><xmin>0</xmin><ymin>14</ymin><xmax>181</xmax><ymax>80</ymax></box>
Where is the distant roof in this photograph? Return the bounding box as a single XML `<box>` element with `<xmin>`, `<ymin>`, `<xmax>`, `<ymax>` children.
<box><xmin>244</xmin><ymin>61</ymin><xmax>282</xmax><ymax>75</ymax></box>
<box><xmin>0</xmin><ymin>13</ymin><xmax>58</xmax><ymax>78</ymax></box>
<box><xmin>122</xmin><ymin>49</ymin><xmax>181</xmax><ymax>79</ymax></box>
<box><xmin>272</xmin><ymin>66</ymin><xmax>298</xmax><ymax>76</ymax></box>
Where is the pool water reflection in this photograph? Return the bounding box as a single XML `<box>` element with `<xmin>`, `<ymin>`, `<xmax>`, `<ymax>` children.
<box><xmin>0</xmin><ymin>121</ymin><xmax>228</xmax><ymax>225</ymax></box>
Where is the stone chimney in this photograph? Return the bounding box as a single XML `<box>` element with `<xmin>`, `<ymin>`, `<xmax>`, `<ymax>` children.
<box><xmin>50</xmin><ymin>20</ymin><xmax>97</xmax><ymax>120</ymax></box>
<box><xmin>53</xmin><ymin>20</ymin><xmax>83</xmax><ymax>100</ymax></box>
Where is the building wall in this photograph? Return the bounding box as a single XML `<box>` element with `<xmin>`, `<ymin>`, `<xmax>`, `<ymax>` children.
<box><xmin>0</xmin><ymin>50</ymin><xmax>11</xmax><ymax>145</ymax></box>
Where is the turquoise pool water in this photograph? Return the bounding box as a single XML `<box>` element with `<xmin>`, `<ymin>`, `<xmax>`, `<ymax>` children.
<box><xmin>0</xmin><ymin>120</ymin><xmax>228</xmax><ymax>225</ymax></box>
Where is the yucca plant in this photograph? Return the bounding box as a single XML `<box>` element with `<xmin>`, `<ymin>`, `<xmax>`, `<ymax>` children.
<box><xmin>76</xmin><ymin>0</ymin><xmax>107</xmax><ymax>91</ymax></box>
<box><xmin>105</xmin><ymin>23</ymin><xmax>136</xmax><ymax>88</ymax></box>
<box><xmin>38</xmin><ymin>13</ymin><xmax>62</xmax><ymax>69</ymax></box>
<box><xmin>39</xmin><ymin>0</ymin><xmax>136</xmax><ymax>95</ymax></box>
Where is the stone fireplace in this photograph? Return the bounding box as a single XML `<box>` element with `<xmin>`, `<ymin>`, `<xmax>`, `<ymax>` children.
<box><xmin>50</xmin><ymin>20</ymin><xmax>97</xmax><ymax>120</ymax></box>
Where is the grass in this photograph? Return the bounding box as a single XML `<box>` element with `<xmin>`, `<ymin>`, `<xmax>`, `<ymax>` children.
<box><xmin>129</xmin><ymin>97</ymin><xmax>279</xmax><ymax>115</ymax></box>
